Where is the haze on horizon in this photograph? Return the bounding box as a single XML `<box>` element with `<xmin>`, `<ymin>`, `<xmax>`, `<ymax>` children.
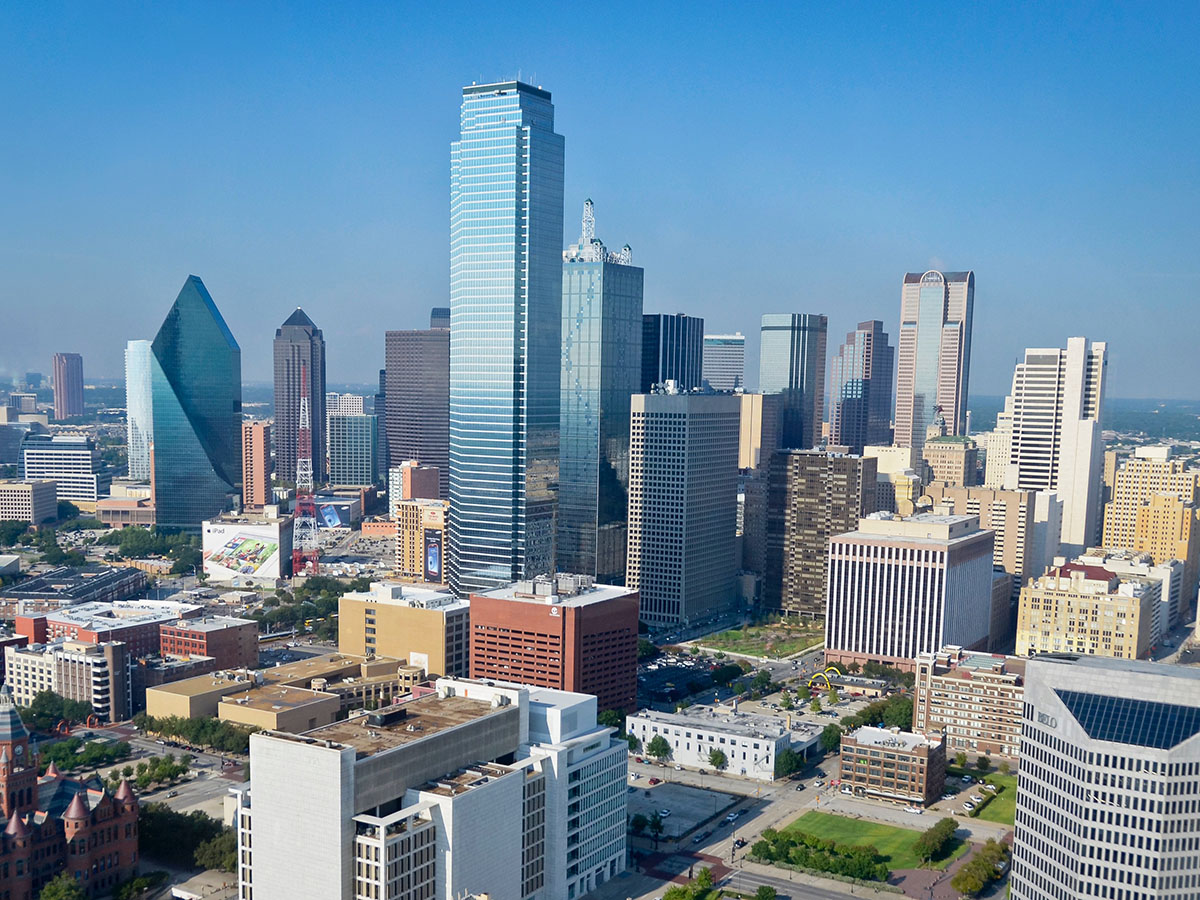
<box><xmin>1</xmin><ymin>3</ymin><xmax>1197</xmax><ymax>399</ymax></box>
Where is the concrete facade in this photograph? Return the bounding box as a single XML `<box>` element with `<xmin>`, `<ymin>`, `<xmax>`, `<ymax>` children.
<box><xmin>912</xmin><ymin>647</ymin><xmax>1026</xmax><ymax>759</ymax></box>
<box><xmin>0</xmin><ymin>479</ymin><xmax>57</xmax><ymax>524</ymax></box>
<box><xmin>338</xmin><ymin>582</ymin><xmax>467</xmax><ymax>677</ymax></box>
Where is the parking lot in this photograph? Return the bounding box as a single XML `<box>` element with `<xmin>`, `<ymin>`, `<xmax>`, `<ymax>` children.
<box><xmin>626</xmin><ymin>780</ymin><xmax>741</xmax><ymax>842</ymax></box>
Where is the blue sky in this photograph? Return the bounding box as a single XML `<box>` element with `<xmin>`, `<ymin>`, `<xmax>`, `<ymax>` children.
<box><xmin>1</xmin><ymin>2</ymin><xmax>1197</xmax><ymax>398</ymax></box>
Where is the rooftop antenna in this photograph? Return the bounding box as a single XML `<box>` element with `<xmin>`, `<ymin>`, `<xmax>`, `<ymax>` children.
<box><xmin>581</xmin><ymin>198</ymin><xmax>595</xmax><ymax>243</ymax></box>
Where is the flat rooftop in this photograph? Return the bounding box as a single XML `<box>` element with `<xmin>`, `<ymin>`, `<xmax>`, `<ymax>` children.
<box><xmin>206</xmin><ymin>512</ymin><xmax>292</xmax><ymax>526</ymax></box>
<box><xmin>631</xmin><ymin>706</ymin><xmax>790</xmax><ymax>740</ymax></box>
<box><xmin>849</xmin><ymin>726</ymin><xmax>939</xmax><ymax>751</ymax></box>
<box><xmin>44</xmin><ymin>600</ymin><xmax>197</xmax><ymax>629</ymax></box>
<box><xmin>342</xmin><ymin>582</ymin><xmax>465</xmax><ymax>611</ymax></box>
<box><xmin>475</xmin><ymin>577</ymin><xmax>634</xmax><ymax>608</ymax></box>
<box><xmin>419</xmin><ymin>763</ymin><xmax>513</xmax><ymax>797</ymax></box>
<box><xmin>302</xmin><ymin>692</ymin><xmax>503</xmax><ymax>758</ymax></box>
<box><xmin>3</xmin><ymin>566</ymin><xmax>144</xmax><ymax>600</ymax></box>
<box><xmin>162</xmin><ymin>616</ymin><xmax>256</xmax><ymax>632</ymax></box>
<box><xmin>222</xmin><ymin>684</ymin><xmax>332</xmax><ymax>712</ymax></box>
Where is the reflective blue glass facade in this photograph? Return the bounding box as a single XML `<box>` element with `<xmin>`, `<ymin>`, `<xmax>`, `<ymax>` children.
<box><xmin>559</xmin><ymin>255</ymin><xmax>644</xmax><ymax>580</ymax></box>
<box><xmin>758</xmin><ymin>313</ymin><xmax>828</xmax><ymax>450</ymax></box>
<box><xmin>124</xmin><ymin>340</ymin><xmax>154</xmax><ymax>481</ymax></box>
<box><xmin>829</xmin><ymin>320</ymin><xmax>894</xmax><ymax>453</ymax></box>
<box><xmin>448</xmin><ymin>82</ymin><xmax>564</xmax><ymax>594</ymax></box>
<box><xmin>328</xmin><ymin>414</ymin><xmax>379</xmax><ymax>487</ymax></box>
<box><xmin>150</xmin><ymin>275</ymin><xmax>242</xmax><ymax>528</ymax></box>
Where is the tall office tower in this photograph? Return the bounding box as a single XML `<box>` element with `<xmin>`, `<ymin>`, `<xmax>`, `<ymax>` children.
<box><xmin>702</xmin><ymin>333</ymin><xmax>746</xmax><ymax>390</ymax></box>
<box><xmin>374</xmin><ymin>368</ymin><xmax>388</xmax><ymax>480</ymax></box>
<box><xmin>242</xmin><ymin>421</ymin><xmax>271</xmax><ymax>509</ymax></box>
<box><xmin>978</xmin><ymin>395</ymin><xmax>1014</xmax><ymax>488</ymax></box>
<box><xmin>51</xmin><ymin>352</ymin><xmax>83</xmax><ymax>420</ymax></box>
<box><xmin>641</xmin><ymin>313</ymin><xmax>704</xmax><ymax>392</ymax></box>
<box><xmin>328</xmin><ymin>414</ymin><xmax>378</xmax><ymax>486</ymax></box>
<box><xmin>19</xmin><ymin>433</ymin><xmax>111</xmax><ymax>506</ymax></box>
<box><xmin>763</xmin><ymin>450</ymin><xmax>878</xmax><ymax>617</ymax></box>
<box><xmin>273</xmin><ymin>308</ymin><xmax>326</xmax><ymax>484</ymax></box>
<box><xmin>828</xmin><ymin>320</ymin><xmax>893</xmax><ymax>453</ymax></box>
<box><xmin>759</xmin><ymin>313</ymin><xmax>828</xmax><ymax>450</ymax></box>
<box><xmin>1102</xmin><ymin>445</ymin><xmax>1200</xmax><ymax>602</ymax></box>
<box><xmin>469</xmin><ymin>573</ymin><xmax>639</xmax><ymax>713</ymax></box>
<box><xmin>150</xmin><ymin>276</ymin><xmax>242</xmax><ymax>528</ymax></box>
<box><xmin>738</xmin><ymin>392</ymin><xmax>782</xmax><ymax>470</ymax></box>
<box><xmin>626</xmin><ymin>389</ymin><xmax>740</xmax><ymax>627</ymax></box>
<box><xmin>448</xmin><ymin>81</ymin><xmax>564</xmax><ymax>594</ymax></box>
<box><xmin>1011</xmin><ymin>656</ymin><xmax>1200</xmax><ymax>900</ymax></box>
<box><xmin>1004</xmin><ymin>336</ymin><xmax>1107</xmax><ymax>554</ymax></box>
<box><xmin>894</xmin><ymin>270</ymin><xmax>974</xmax><ymax>451</ymax></box>
<box><xmin>825</xmin><ymin>513</ymin><xmax>995</xmax><ymax>671</ymax></box>
<box><xmin>124</xmin><ymin>340</ymin><xmax>154</xmax><ymax>481</ymax></box>
<box><xmin>235</xmin><ymin>679</ymin><xmax>627</xmax><ymax>900</ymax></box>
<box><xmin>429</xmin><ymin>307</ymin><xmax>450</xmax><ymax>330</ymax></box>
<box><xmin>558</xmin><ymin>199</ymin><xmax>643</xmax><ymax>581</ymax></box>
<box><xmin>385</xmin><ymin>325</ymin><xmax>451</xmax><ymax>499</ymax></box>
<box><xmin>923</xmin><ymin>483</ymin><xmax>1062</xmax><ymax>605</ymax></box>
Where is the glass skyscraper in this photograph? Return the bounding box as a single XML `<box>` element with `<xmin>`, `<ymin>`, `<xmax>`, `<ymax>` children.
<box><xmin>328</xmin><ymin>413</ymin><xmax>379</xmax><ymax>487</ymax></box>
<box><xmin>894</xmin><ymin>270</ymin><xmax>974</xmax><ymax>451</ymax></box>
<box><xmin>150</xmin><ymin>275</ymin><xmax>242</xmax><ymax>528</ymax></box>
<box><xmin>448</xmin><ymin>81</ymin><xmax>564</xmax><ymax>594</ymax></box>
<box><xmin>559</xmin><ymin>199</ymin><xmax>643</xmax><ymax>582</ymax></box>
<box><xmin>702</xmin><ymin>333</ymin><xmax>745</xmax><ymax>391</ymax></box>
<box><xmin>124</xmin><ymin>340</ymin><xmax>154</xmax><ymax>481</ymax></box>
<box><xmin>828</xmin><ymin>320</ymin><xmax>894</xmax><ymax>453</ymax></box>
<box><xmin>273</xmin><ymin>308</ymin><xmax>326</xmax><ymax>483</ymax></box>
<box><xmin>759</xmin><ymin>313</ymin><xmax>828</xmax><ymax>450</ymax></box>
<box><xmin>641</xmin><ymin>313</ymin><xmax>704</xmax><ymax>392</ymax></box>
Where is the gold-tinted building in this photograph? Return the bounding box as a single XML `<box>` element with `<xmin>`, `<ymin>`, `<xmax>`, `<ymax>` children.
<box><xmin>393</xmin><ymin>498</ymin><xmax>448</xmax><ymax>584</ymax></box>
<box><xmin>338</xmin><ymin>581</ymin><xmax>469</xmax><ymax>677</ymax></box>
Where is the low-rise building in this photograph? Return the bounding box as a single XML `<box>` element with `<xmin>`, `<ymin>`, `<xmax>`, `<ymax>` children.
<box><xmin>912</xmin><ymin>647</ymin><xmax>1026</xmax><ymax>759</ymax></box>
<box><xmin>234</xmin><ymin>678</ymin><xmax>627</xmax><ymax>900</ymax></box>
<box><xmin>0</xmin><ymin>565</ymin><xmax>148</xmax><ymax>619</ymax></box>
<box><xmin>624</xmin><ymin>705</ymin><xmax>818</xmax><ymax>781</ymax></box>
<box><xmin>1016</xmin><ymin>562</ymin><xmax>1157</xmax><ymax>659</ymax></box>
<box><xmin>4</xmin><ymin>638</ymin><xmax>131</xmax><ymax>723</ymax></box>
<box><xmin>159</xmin><ymin>616</ymin><xmax>258</xmax><ymax>669</ymax></box>
<box><xmin>15</xmin><ymin>598</ymin><xmax>200</xmax><ymax>658</ymax></box>
<box><xmin>1076</xmin><ymin>547</ymin><xmax>1186</xmax><ymax>638</ymax></box>
<box><xmin>131</xmin><ymin>654</ymin><xmax>218</xmax><ymax>710</ymax></box>
<box><xmin>839</xmin><ymin>726</ymin><xmax>946</xmax><ymax>805</ymax></box>
<box><xmin>0</xmin><ymin>479</ymin><xmax>57</xmax><ymax>524</ymax></box>
<box><xmin>338</xmin><ymin>582</ymin><xmax>468</xmax><ymax>677</ymax></box>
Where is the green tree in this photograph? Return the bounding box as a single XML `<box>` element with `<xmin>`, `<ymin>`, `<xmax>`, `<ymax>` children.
<box><xmin>711</xmin><ymin>663</ymin><xmax>742</xmax><ymax>686</ymax></box>
<box><xmin>695</xmin><ymin>866</ymin><xmax>714</xmax><ymax>888</ymax></box>
<box><xmin>881</xmin><ymin>695</ymin><xmax>914</xmax><ymax>730</ymax></box>
<box><xmin>955</xmin><ymin>751</ymin><xmax>968</xmax><ymax>768</ymax></box>
<box><xmin>809</xmin><ymin>697</ymin><xmax>822</xmax><ymax>713</ymax></box>
<box><xmin>708</xmin><ymin>748</ymin><xmax>728</xmax><ymax>770</ymax></box>
<box><xmin>819</xmin><ymin>723</ymin><xmax>843</xmax><ymax>753</ymax></box>
<box><xmin>646</xmin><ymin>734</ymin><xmax>672</xmax><ymax>761</ymax></box>
<box><xmin>625</xmin><ymin>733</ymin><xmax>640</xmax><ymax>753</ymax></box>
<box><xmin>194</xmin><ymin>830</ymin><xmax>237</xmax><ymax>872</ymax></box>
<box><xmin>754</xmin><ymin>887</ymin><xmax>778</xmax><ymax>900</ymax></box>
<box><xmin>752</xmin><ymin>669</ymin><xmax>772</xmax><ymax>690</ymax></box>
<box><xmin>0</xmin><ymin>520</ymin><xmax>30</xmax><ymax>546</ymax></box>
<box><xmin>649</xmin><ymin>812</ymin><xmax>664</xmax><ymax>844</ymax></box>
<box><xmin>630</xmin><ymin>813</ymin><xmax>648</xmax><ymax>835</ymax></box>
<box><xmin>56</xmin><ymin>500</ymin><xmax>81</xmax><ymax>521</ymax></box>
<box><xmin>780</xmin><ymin>693</ymin><xmax>793</xmax><ymax>710</ymax></box>
<box><xmin>827</xmin><ymin>686</ymin><xmax>839</xmax><ymax>704</ymax></box>
<box><xmin>732</xmin><ymin>682</ymin><xmax>746</xmax><ymax>695</ymax></box>
<box><xmin>597</xmin><ymin>709</ymin><xmax>624</xmax><ymax>731</ymax></box>
<box><xmin>662</xmin><ymin>888</ymin><xmax>689</xmax><ymax>900</ymax></box>
<box><xmin>975</xmin><ymin>754</ymin><xmax>992</xmax><ymax>773</ymax></box>
<box><xmin>774</xmin><ymin>747</ymin><xmax>803</xmax><ymax>778</ymax></box>
<box><xmin>998</xmin><ymin>760</ymin><xmax>1011</xmax><ymax>775</ymax></box>
<box><xmin>797</xmin><ymin>684</ymin><xmax>811</xmax><ymax>700</ymax></box>
<box><xmin>38</xmin><ymin>873</ymin><xmax>87</xmax><ymax>900</ymax></box>
<box><xmin>638</xmin><ymin>638</ymin><xmax>659</xmax><ymax>660</ymax></box>
<box><xmin>950</xmin><ymin>865</ymin><xmax>988</xmax><ymax>897</ymax></box>
<box><xmin>913</xmin><ymin>817</ymin><xmax>958</xmax><ymax>862</ymax></box>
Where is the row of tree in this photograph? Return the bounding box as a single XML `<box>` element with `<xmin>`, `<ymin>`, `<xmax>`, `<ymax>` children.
<box><xmin>98</xmin><ymin>526</ymin><xmax>201</xmax><ymax>574</ymax></box>
<box><xmin>18</xmin><ymin>690</ymin><xmax>93</xmax><ymax>733</ymax></box>
<box><xmin>749</xmin><ymin>826</ymin><xmax>891</xmax><ymax>882</ymax></box>
<box><xmin>39</xmin><ymin>737</ymin><xmax>132</xmax><ymax>774</ymax></box>
<box><xmin>133</xmin><ymin>712</ymin><xmax>256</xmax><ymax>754</ymax></box>
<box><xmin>913</xmin><ymin>817</ymin><xmax>959</xmax><ymax>863</ymax></box>
<box><xmin>137</xmin><ymin>803</ymin><xmax>237</xmax><ymax>872</ymax></box>
<box><xmin>950</xmin><ymin>838</ymin><xmax>1010</xmax><ymax>896</ymax></box>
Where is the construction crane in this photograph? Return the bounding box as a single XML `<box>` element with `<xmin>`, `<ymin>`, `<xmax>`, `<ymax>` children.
<box><xmin>291</xmin><ymin>363</ymin><xmax>320</xmax><ymax>575</ymax></box>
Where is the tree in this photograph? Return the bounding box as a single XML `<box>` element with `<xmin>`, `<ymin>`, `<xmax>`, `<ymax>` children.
<box><xmin>774</xmin><ymin>747</ymin><xmax>803</xmax><ymax>779</ymax></box>
<box><xmin>732</xmin><ymin>682</ymin><xmax>746</xmax><ymax>695</ymax></box>
<box><xmin>625</xmin><ymin>733</ymin><xmax>641</xmax><ymax>753</ymax></box>
<box><xmin>955</xmin><ymin>751</ymin><xmax>968</xmax><ymax>768</ymax></box>
<box><xmin>194</xmin><ymin>830</ymin><xmax>237</xmax><ymax>872</ymax></box>
<box><xmin>638</xmin><ymin>638</ymin><xmax>659</xmax><ymax>660</ymax></box>
<box><xmin>780</xmin><ymin>693</ymin><xmax>793</xmax><ymax>710</ymax></box>
<box><xmin>826</xmin><ymin>686</ymin><xmax>840</xmax><ymax>705</ymax></box>
<box><xmin>975</xmin><ymin>754</ymin><xmax>992</xmax><ymax>773</ymax></box>
<box><xmin>819</xmin><ymin>723</ymin><xmax>842</xmax><ymax>753</ymax></box>
<box><xmin>708</xmin><ymin>748</ymin><xmax>728</xmax><ymax>770</ymax></box>
<box><xmin>695</xmin><ymin>866</ymin><xmax>714</xmax><ymax>888</ymax></box>
<box><xmin>649</xmin><ymin>812</ymin><xmax>664</xmax><ymax>844</ymax></box>
<box><xmin>56</xmin><ymin>500</ymin><xmax>81</xmax><ymax>522</ymax></box>
<box><xmin>797</xmin><ymin>684</ymin><xmax>811</xmax><ymax>700</ymax></box>
<box><xmin>752</xmin><ymin>669</ymin><xmax>772</xmax><ymax>690</ymax></box>
<box><xmin>881</xmin><ymin>695</ymin><xmax>913</xmax><ymax>730</ymax></box>
<box><xmin>630</xmin><ymin>813</ymin><xmax>648</xmax><ymax>835</ymax></box>
<box><xmin>38</xmin><ymin>873</ymin><xmax>87</xmax><ymax>900</ymax></box>
<box><xmin>998</xmin><ymin>760</ymin><xmax>1011</xmax><ymax>776</ymax></box>
<box><xmin>598</xmin><ymin>709</ymin><xmax>624</xmax><ymax>731</ymax></box>
<box><xmin>913</xmin><ymin>817</ymin><xmax>958</xmax><ymax>862</ymax></box>
<box><xmin>711</xmin><ymin>663</ymin><xmax>742</xmax><ymax>686</ymax></box>
<box><xmin>809</xmin><ymin>697</ymin><xmax>822</xmax><ymax>713</ymax></box>
<box><xmin>647</xmin><ymin>734</ymin><xmax>672</xmax><ymax>761</ymax></box>
<box><xmin>755</xmin><ymin>887</ymin><xmax>778</xmax><ymax>900</ymax></box>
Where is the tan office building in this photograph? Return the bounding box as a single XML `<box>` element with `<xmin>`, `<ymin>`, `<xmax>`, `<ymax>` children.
<box><xmin>242</xmin><ymin>422</ymin><xmax>272</xmax><ymax>509</ymax></box>
<box><xmin>738</xmin><ymin>393</ymin><xmax>781</xmax><ymax>470</ymax></box>
<box><xmin>338</xmin><ymin>581</ymin><xmax>468</xmax><ymax>677</ymax></box>
<box><xmin>913</xmin><ymin>647</ymin><xmax>1025</xmax><ymax>759</ymax></box>
<box><xmin>839</xmin><ymin>726</ymin><xmax>946</xmax><ymax>806</ymax></box>
<box><xmin>1016</xmin><ymin>563</ymin><xmax>1156</xmax><ymax>659</ymax></box>
<box><xmin>0</xmin><ymin>479</ymin><xmax>57</xmax><ymax>524</ymax></box>
<box><xmin>393</xmin><ymin>498</ymin><xmax>448</xmax><ymax>583</ymax></box>
<box><xmin>922</xmin><ymin>435</ymin><xmax>978</xmax><ymax>487</ymax></box>
<box><xmin>863</xmin><ymin>445</ymin><xmax>922</xmax><ymax>516</ymax></box>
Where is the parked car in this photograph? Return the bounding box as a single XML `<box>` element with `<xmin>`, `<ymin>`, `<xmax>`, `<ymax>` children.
<box><xmin>635</xmin><ymin>757</ymin><xmax>644</xmax><ymax>763</ymax></box>
<box><xmin>794</xmin><ymin>784</ymin><xmax>805</xmax><ymax>791</ymax></box>
<box><xmin>648</xmin><ymin>777</ymin><xmax>661</xmax><ymax>785</ymax></box>
<box><xmin>904</xmin><ymin>805</ymin><xmax>923</xmax><ymax>814</ymax></box>
<box><xmin>658</xmin><ymin>809</ymin><xmax>671</xmax><ymax>818</ymax></box>
<box><xmin>674</xmin><ymin>764</ymin><xmax>683</xmax><ymax>770</ymax></box>
<box><xmin>961</xmin><ymin>775</ymin><xmax>974</xmax><ymax>783</ymax></box>
<box><xmin>813</xmin><ymin>780</ymin><xmax>824</xmax><ymax>787</ymax></box>
<box><xmin>840</xmin><ymin>786</ymin><xmax>853</xmax><ymax>795</ymax></box>
<box><xmin>971</xmin><ymin>794</ymin><xmax>984</xmax><ymax>803</ymax></box>
<box><xmin>963</xmin><ymin>802</ymin><xmax>976</xmax><ymax>811</ymax></box>
<box><xmin>941</xmin><ymin>793</ymin><xmax>954</xmax><ymax>801</ymax></box>
<box><xmin>733</xmin><ymin>838</ymin><xmax>747</xmax><ymax>849</ymax></box>
<box><xmin>983</xmin><ymin>783</ymin><xmax>998</xmax><ymax>793</ymax></box>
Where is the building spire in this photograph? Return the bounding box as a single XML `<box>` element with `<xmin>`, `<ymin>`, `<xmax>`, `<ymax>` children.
<box><xmin>581</xmin><ymin>198</ymin><xmax>595</xmax><ymax>244</ymax></box>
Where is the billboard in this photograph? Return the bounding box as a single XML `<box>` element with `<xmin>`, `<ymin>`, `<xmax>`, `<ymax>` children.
<box><xmin>316</xmin><ymin>498</ymin><xmax>357</xmax><ymax>529</ymax></box>
<box><xmin>423</xmin><ymin>528</ymin><xmax>444</xmax><ymax>583</ymax></box>
<box><xmin>203</xmin><ymin>520</ymin><xmax>290</xmax><ymax>583</ymax></box>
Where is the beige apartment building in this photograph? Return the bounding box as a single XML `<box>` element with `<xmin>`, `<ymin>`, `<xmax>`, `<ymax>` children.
<box><xmin>1016</xmin><ymin>562</ymin><xmax>1156</xmax><ymax>659</ymax></box>
<box><xmin>913</xmin><ymin>647</ymin><xmax>1025</xmax><ymax>759</ymax></box>
<box><xmin>392</xmin><ymin>497</ymin><xmax>448</xmax><ymax>583</ymax></box>
<box><xmin>922</xmin><ymin>435</ymin><xmax>979</xmax><ymax>487</ymax></box>
<box><xmin>338</xmin><ymin>581</ymin><xmax>468</xmax><ymax>676</ymax></box>
<box><xmin>0</xmin><ymin>479</ymin><xmax>57</xmax><ymax>524</ymax></box>
<box><xmin>863</xmin><ymin>445</ymin><xmax>922</xmax><ymax>516</ymax></box>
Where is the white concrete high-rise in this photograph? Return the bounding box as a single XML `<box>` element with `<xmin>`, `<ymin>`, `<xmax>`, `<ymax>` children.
<box><xmin>894</xmin><ymin>270</ymin><xmax>974</xmax><ymax>452</ymax></box>
<box><xmin>1003</xmin><ymin>337</ymin><xmax>1107</xmax><ymax>555</ymax></box>
<box><xmin>702</xmin><ymin>333</ymin><xmax>745</xmax><ymax>391</ymax></box>
<box><xmin>1011</xmin><ymin>655</ymin><xmax>1200</xmax><ymax>900</ymax></box>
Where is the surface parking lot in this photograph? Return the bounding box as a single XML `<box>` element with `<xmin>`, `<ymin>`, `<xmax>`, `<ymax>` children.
<box><xmin>625</xmin><ymin>780</ymin><xmax>741</xmax><ymax>841</ymax></box>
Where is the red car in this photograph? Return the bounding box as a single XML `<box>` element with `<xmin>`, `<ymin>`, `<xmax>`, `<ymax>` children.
<box><xmin>635</xmin><ymin>756</ymin><xmax>643</xmax><ymax>763</ymax></box>
<box><xmin>648</xmin><ymin>777</ymin><xmax>662</xmax><ymax>785</ymax></box>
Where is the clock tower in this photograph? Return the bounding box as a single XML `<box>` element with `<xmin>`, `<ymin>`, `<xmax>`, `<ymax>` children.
<box><xmin>0</xmin><ymin>683</ymin><xmax>36</xmax><ymax>821</ymax></box>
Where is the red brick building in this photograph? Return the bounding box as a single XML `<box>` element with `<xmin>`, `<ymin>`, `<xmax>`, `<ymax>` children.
<box><xmin>0</xmin><ymin>684</ymin><xmax>140</xmax><ymax>898</ymax></box>
<box><xmin>15</xmin><ymin>601</ymin><xmax>202</xmax><ymax>661</ymax></box>
<box><xmin>469</xmin><ymin>574</ymin><xmax>638</xmax><ymax>713</ymax></box>
<box><xmin>158</xmin><ymin>617</ymin><xmax>258</xmax><ymax>669</ymax></box>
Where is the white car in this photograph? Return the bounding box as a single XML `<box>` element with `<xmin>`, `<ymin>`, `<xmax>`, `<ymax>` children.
<box><xmin>674</xmin><ymin>765</ymin><xmax>683</xmax><ymax>770</ymax></box>
<box><xmin>963</xmin><ymin>802</ymin><xmax>976</xmax><ymax>812</ymax></box>
<box><xmin>904</xmin><ymin>806</ymin><xmax>923</xmax><ymax>814</ymax></box>
<box><xmin>983</xmin><ymin>783</ymin><xmax>998</xmax><ymax>793</ymax></box>
<box><xmin>961</xmin><ymin>775</ymin><xmax>974</xmax><ymax>783</ymax></box>
<box><xmin>971</xmin><ymin>794</ymin><xmax>984</xmax><ymax>803</ymax></box>
<box><xmin>658</xmin><ymin>809</ymin><xmax>671</xmax><ymax>818</ymax></box>
<box><xmin>840</xmin><ymin>786</ymin><xmax>853</xmax><ymax>795</ymax></box>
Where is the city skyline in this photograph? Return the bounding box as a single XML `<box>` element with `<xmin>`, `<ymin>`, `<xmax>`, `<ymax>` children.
<box><xmin>3</xmin><ymin>6</ymin><xmax>1197</xmax><ymax>398</ymax></box>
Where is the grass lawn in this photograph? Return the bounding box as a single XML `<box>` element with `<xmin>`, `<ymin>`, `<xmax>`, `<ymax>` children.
<box><xmin>786</xmin><ymin>810</ymin><xmax>969</xmax><ymax>871</ymax></box>
<box><xmin>974</xmin><ymin>774</ymin><xmax>1017</xmax><ymax>825</ymax></box>
<box><xmin>696</xmin><ymin>622</ymin><xmax>824</xmax><ymax>658</ymax></box>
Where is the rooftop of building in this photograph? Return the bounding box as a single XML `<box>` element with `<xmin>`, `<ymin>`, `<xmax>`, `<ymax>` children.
<box><xmin>3</xmin><ymin>565</ymin><xmax>145</xmax><ymax>599</ymax></box>
<box><xmin>161</xmin><ymin>615</ymin><xmax>256</xmax><ymax>633</ymax></box>
<box><xmin>222</xmin><ymin>684</ymin><xmax>334</xmax><ymax>712</ymax></box>
<box><xmin>630</xmin><ymin>705</ymin><xmax>791</xmax><ymax>740</ymax></box>
<box><xmin>148</xmin><ymin>652</ymin><xmax>409</xmax><ymax>697</ymax></box>
<box><xmin>418</xmin><ymin>763</ymin><xmax>514</xmax><ymax>797</ymax></box>
<box><xmin>12</xmin><ymin>637</ymin><xmax>120</xmax><ymax>656</ymax></box>
<box><xmin>342</xmin><ymin>581</ymin><xmax>464</xmax><ymax>611</ymax></box>
<box><xmin>41</xmin><ymin>598</ymin><xmax>200</xmax><ymax>628</ymax></box>
<box><xmin>847</xmin><ymin>726</ymin><xmax>941</xmax><ymax>751</ymax></box>
<box><xmin>919</xmin><ymin>646</ymin><xmax>1027</xmax><ymax>681</ymax></box>
<box><xmin>840</xmin><ymin>512</ymin><xmax>985</xmax><ymax>545</ymax></box>
<box><xmin>293</xmin><ymin>691</ymin><xmax>505</xmax><ymax>758</ymax></box>
<box><xmin>473</xmin><ymin>573</ymin><xmax>635</xmax><ymax>607</ymax></box>
<box><xmin>925</xmin><ymin>435</ymin><xmax>977</xmax><ymax>445</ymax></box>
<box><xmin>1029</xmin><ymin>652</ymin><xmax>1200</xmax><ymax>686</ymax></box>
<box><xmin>204</xmin><ymin>511</ymin><xmax>292</xmax><ymax>526</ymax></box>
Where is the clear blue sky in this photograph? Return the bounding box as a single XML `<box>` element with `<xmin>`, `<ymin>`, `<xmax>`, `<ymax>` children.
<box><xmin>2</xmin><ymin>2</ymin><xmax>1197</xmax><ymax>398</ymax></box>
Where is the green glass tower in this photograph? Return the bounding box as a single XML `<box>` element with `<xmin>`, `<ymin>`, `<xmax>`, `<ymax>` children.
<box><xmin>150</xmin><ymin>275</ymin><xmax>242</xmax><ymax>528</ymax></box>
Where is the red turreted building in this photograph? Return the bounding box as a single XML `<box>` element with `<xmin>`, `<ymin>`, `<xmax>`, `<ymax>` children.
<box><xmin>0</xmin><ymin>684</ymin><xmax>140</xmax><ymax>898</ymax></box>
